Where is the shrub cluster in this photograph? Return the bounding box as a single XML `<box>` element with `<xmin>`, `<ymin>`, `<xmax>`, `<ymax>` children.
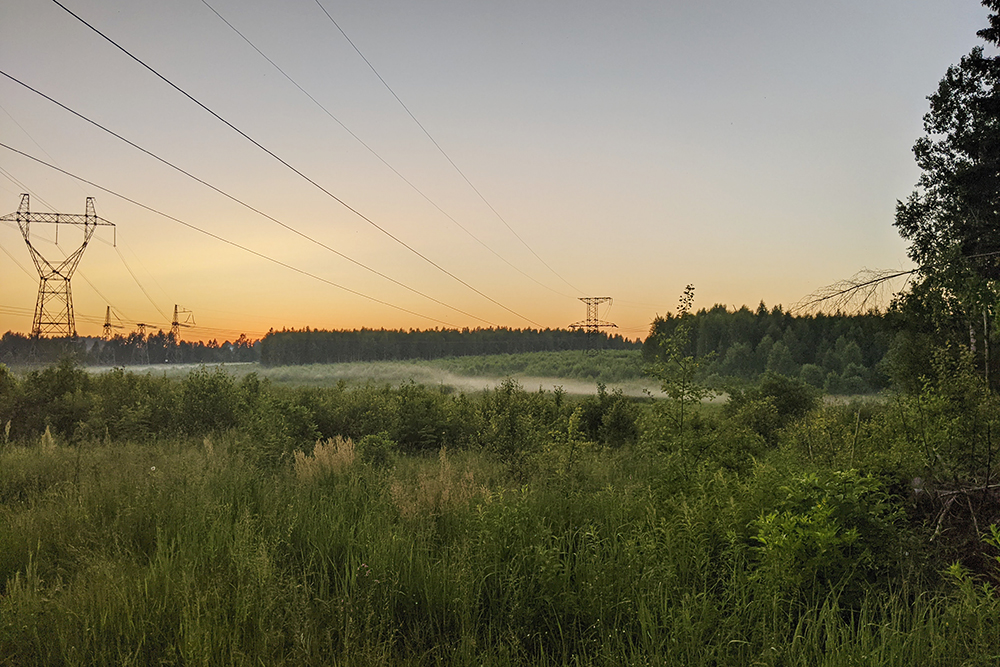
<box><xmin>0</xmin><ymin>361</ymin><xmax>643</xmax><ymax>466</ymax></box>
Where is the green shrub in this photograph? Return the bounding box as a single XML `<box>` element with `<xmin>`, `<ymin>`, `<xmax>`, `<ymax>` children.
<box><xmin>180</xmin><ymin>366</ymin><xmax>241</xmax><ymax>434</ymax></box>
<box><xmin>87</xmin><ymin>368</ymin><xmax>180</xmax><ymax>440</ymax></box>
<box><xmin>751</xmin><ymin>469</ymin><xmax>903</xmax><ymax>606</ymax></box>
<box><xmin>725</xmin><ymin>372</ymin><xmax>818</xmax><ymax>444</ymax></box>
<box><xmin>576</xmin><ymin>383</ymin><xmax>640</xmax><ymax>447</ymax></box>
<box><xmin>16</xmin><ymin>357</ymin><xmax>93</xmax><ymax>440</ymax></box>
<box><xmin>357</xmin><ymin>432</ymin><xmax>396</xmax><ymax>468</ymax></box>
<box><xmin>799</xmin><ymin>363</ymin><xmax>826</xmax><ymax>388</ymax></box>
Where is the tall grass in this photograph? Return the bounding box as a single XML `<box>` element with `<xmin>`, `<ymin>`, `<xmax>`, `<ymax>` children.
<box><xmin>3</xmin><ymin>431</ymin><xmax>999</xmax><ymax>666</ymax></box>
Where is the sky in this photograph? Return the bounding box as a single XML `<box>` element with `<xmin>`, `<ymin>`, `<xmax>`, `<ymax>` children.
<box><xmin>0</xmin><ymin>0</ymin><xmax>993</xmax><ymax>341</ymax></box>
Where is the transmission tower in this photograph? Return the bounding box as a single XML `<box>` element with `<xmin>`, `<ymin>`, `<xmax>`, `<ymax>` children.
<box><xmin>569</xmin><ymin>297</ymin><xmax>617</xmax><ymax>351</ymax></box>
<box><xmin>1</xmin><ymin>194</ymin><xmax>115</xmax><ymax>338</ymax></box>
<box><xmin>130</xmin><ymin>323</ymin><xmax>150</xmax><ymax>366</ymax></box>
<box><xmin>170</xmin><ymin>305</ymin><xmax>195</xmax><ymax>341</ymax></box>
<box><xmin>103</xmin><ymin>305</ymin><xmax>124</xmax><ymax>341</ymax></box>
<box><xmin>169</xmin><ymin>305</ymin><xmax>195</xmax><ymax>363</ymax></box>
<box><xmin>569</xmin><ymin>297</ymin><xmax>617</xmax><ymax>333</ymax></box>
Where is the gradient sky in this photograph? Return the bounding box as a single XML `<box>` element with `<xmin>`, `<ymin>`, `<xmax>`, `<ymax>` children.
<box><xmin>0</xmin><ymin>0</ymin><xmax>993</xmax><ymax>341</ymax></box>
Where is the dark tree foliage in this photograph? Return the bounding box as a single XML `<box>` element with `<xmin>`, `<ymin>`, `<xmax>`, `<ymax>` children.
<box><xmin>892</xmin><ymin>1</ymin><xmax>1000</xmax><ymax>386</ymax></box>
<box><xmin>895</xmin><ymin>41</ymin><xmax>1000</xmax><ymax>278</ymax></box>
<box><xmin>0</xmin><ymin>360</ymin><xmax>641</xmax><ymax>457</ymax></box>
<box><xmin>643</xmin><ymin>304</ymin><xmax>893</xmax><ymax>393</ymax></box>
<box><xmin>0</xmin><ymin>331</ymin><xmax>258</xmax><ymax>366</ymax></box>
<box><xmin>258</xmin><ymin>327</ymin><xmax>638</xmax><ymax>366</ymax></box>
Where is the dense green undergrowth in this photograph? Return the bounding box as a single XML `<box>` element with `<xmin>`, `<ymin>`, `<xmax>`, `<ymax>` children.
<box><xmin>427</xmin><ymin>350</ymin><xmax>646</xmax><ymax>385</ymax></box>
<box><xmin>2</xmin><ymin>360</ymin><xmax>1000</xmax><ymax>665</ymax></box>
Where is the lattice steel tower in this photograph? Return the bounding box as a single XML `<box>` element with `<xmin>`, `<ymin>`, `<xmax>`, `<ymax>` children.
<box><xmin>569</xmin><ymin>297</ymin><xmax>617</xmax><ymax>333</ymax></box>
<box><xmin>170</xmin><ymin>305</ymin><xmax>195</xmax><ymax>341</ymax></box>
<box><xmin>1</xmin><ymin>194</ymin><xmax>115</xmax><ymax>338</ymax></box>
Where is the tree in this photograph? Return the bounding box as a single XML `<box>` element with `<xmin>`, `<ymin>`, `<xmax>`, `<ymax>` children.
<box><xmin>646</xmin><ymin>286</ymin><xmax>715</xmax><ymax>458</ymax></box>
<box><xmin>896</xmin><ymin>2</ymin><xmax>1000</xmax><ymax>276</ymax></box>
<box><xmin>894</xmin><ymin>1</ymin><xmax>1000</xmax><ymax>383</ymax></box>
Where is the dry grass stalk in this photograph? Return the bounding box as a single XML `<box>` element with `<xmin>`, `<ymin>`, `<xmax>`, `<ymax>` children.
<box><xmin>390</xmin><ymin>447</ymin><xmax>484</xmax><ymax>518</ymax></box>
<box><xmin>294</xmin><ymin>436</ymin><xmax>356</xmax><ymax>482</ymax></box>
<box><xmin>40</xmin><ymin>425</ymin><xmax>56</xmax><ymax>451</ymax></box>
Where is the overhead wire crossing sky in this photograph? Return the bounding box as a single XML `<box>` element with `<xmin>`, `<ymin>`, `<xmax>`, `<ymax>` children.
<box><xmin>0</xmin><ymin>141</ymin><xmax>462</xmax><ymax>329</ymax></box>
<box><xmin>49</xmin><ymin>0</ymin><xmax>542</xmax><ymax>328</ymax></box>
<box><xmin>0</xmin><ymin>70</ymin><xmax>499</xmax><ymax>327</ymax></box>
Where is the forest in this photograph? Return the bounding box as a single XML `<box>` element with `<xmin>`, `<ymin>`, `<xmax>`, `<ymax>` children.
<box><xmin>0</xmin><ymin>330</ymin><xmax>258</xmax><ymax>366</ymax></box>
<box><xmin>258</xmin><ymin>327</ymin><xmax>638</xmax><ymax>366</ymax></box>
<box><xmin>0</xmin><ymin>308</ymin><xmax>896</xmax><ymax>396</ymax></box>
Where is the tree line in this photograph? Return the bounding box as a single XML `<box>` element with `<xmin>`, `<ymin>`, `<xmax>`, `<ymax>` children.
<box><xmin>643</xmin><ymin>303</ymin><xmax>895</xmax><ymax>393</ymax></box>
<box><xmin>258</xmin><ymin>327</ymin><xmax>639</xmax><ymax>366</ymax></box>
<box><xmin>0</xmin><ymin>331</ymin><xmax>257</xmax><ymax>366</ymax></box>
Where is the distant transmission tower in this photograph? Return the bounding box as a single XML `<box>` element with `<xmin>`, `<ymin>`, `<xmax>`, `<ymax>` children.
<box><xmin>103</xmin><ymin>305</ymin><xmax>124</xmax><ymax>340</ymax></box>
<box><xmin>170</xmin><ymin>305</ymin><xmax>195</xmax><ymax>341</ymax></box>
<box><xmin>131</xmin><ymin>323</ymin><xmax>150</xmax><ymax>366</ymax></box>
<box><xmin>569</xmin><ymin>297</ymin><xmax>617</xmax><ymax>349</ymax></box>
<box><xmin>169</xmin><ymin>305</ymin><xmax>195</xmax><ymax>363</ymax></box>
<box><xmin>1</xmin><ymin>194</ymin><xmax>115</xmax><ymax>338</ymax></box>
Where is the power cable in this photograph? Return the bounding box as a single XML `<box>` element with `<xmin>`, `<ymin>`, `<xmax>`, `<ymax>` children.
<box><xmin>114</xmin><ymin>246</ymin><xmax>169</xmax><ymax>322</ymax></box>
<box><xmin>313</xmin><ymin>0</ymin><xmax>583</xmax><ymax>295</ymax></box>
<box><xmin>48</xmin><ymin>0</ymin><xmax>540</xmax><ymax>327</ymax></box>
<box><xmin>0</xmin><ymin>69</ymin><xmax>497</xmax><ymax>327</ymax></box>
<box><xmin>199</xmin><ymin>0</ymin><xmax>575</xmax><ymax>300</ymax></box>
<box><xmin>96</xmin><ymin>235</ymin><xmax>170</xmax><ymax>310</ymax></box>
<box><xmin>0</xmin><ymin>240</ymin><xmax>35</xmax><ymax>280</ymax></box>
<box><xmin>0</xmin><ymin>141</ymin><xmax>459</xmax><ymax>328</ymax></box>
<box><xmin>0</xmin><ymin>101</ymin><xmax>90</xmax><ymax>199</ymax></box>
<box><xmin>51</xmin><ymin>243</ymin><xmax>131</xmax><ymax>322</ymax></box>
<box><xmin>0</xmin><ymin>165</ymin><xmax>58</xmax><ymax>212</ymax></box>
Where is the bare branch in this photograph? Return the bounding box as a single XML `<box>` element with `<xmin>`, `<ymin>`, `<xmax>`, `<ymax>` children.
<box><xmin>792</xmin><ymin>268</ymin><xmax>917</xmax><ymax>314</ymax></box>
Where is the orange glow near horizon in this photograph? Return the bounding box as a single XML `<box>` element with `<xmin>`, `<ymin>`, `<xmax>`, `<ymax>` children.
<box><xmin>1</xmin><ymin>1</ymin><xmax>979</xmax><ymax>341</ymax></box>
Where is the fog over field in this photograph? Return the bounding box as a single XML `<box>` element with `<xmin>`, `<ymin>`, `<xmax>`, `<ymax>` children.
<box><xmin>85</xmin><ymin>360</ymin><xmax>666</xmax><ymax>397</ymax></box>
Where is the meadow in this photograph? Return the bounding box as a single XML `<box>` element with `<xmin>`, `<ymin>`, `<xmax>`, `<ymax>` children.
<box><xmin>86</xmin><ymin>349</ymin><xmax>652</xmax><ymax>395</ymax></box>
<box><xmin>2</xmin><ymin>357</ymin><xmax>1000</xmax><ymax>665</ymax></box>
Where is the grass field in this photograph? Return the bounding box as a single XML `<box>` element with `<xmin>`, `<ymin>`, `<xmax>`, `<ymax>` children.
<box><xmin>3</xmin><ymin>432</ymin><xmax>999</xmax><ymax>666</ymax></box>
<box><xmin>2</xmin><ymin>359</ymin><xmax>996</xmax><ymax>665</ymax></box>
<box><xmin>85</xmin><ymin>350</ymin><xmax>660</xmax><ymax>397</ymax></box>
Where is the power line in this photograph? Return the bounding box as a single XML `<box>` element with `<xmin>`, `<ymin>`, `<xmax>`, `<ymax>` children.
<box><xmin>114</xmin><ymin>245</ymin><xmax>169</xmax><ymax>322</ymax></box>
<box><xmin>48</xmin><ymin>0</ymin><xmax>540</xmax><ymax>327</ymax></box>
<box><xmin>52</xmin><ymin>243</ymin><xmax>131</xmax><ymax>322</ymax></box>
<box><xmin>0</xmin><ymin>164</ymin><xmax>58</xmax><ymax>212</ymax></box>
<box><xmin>0</xmin><ymin>69</ymin><xmax>497</xmax><ymax>327</ymax></box>
<box><xmin>313</xmin><ymin>0</ymin><xmax>583</xmax><ymax>295</ymax></box>
<box><xmin>199</xmin><ymin>0</ymin><xmax>576</xmax><ymax>301</ymax></box>
<box><xmin>0</xmin><ymin>141</ymin><xmax>459</xmax><ymax>328</ymax></box>
<box><xmin>97</xmin><ymin>236</ymin><xmax>170</xmax><ymax>312</ymax></box>
<box><xmin>0</xmin><ymin>101</ymin><xmax>90</xmax><ymax>199</ymax></box>
<box><xmin>0</xmin><ymin>239</ymin><xmax>35</xmax><ymax>280</ymax></box>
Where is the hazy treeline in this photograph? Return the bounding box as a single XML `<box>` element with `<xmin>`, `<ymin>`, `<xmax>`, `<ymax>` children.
<box><xmin>259</xmin><ymin>326</ymin><xmax>639</xmax><ymax>366</ymax></box>
<box><xmin>644</xmin><ymin>304</ymin><xmax>894</xmax><ymax>392</ymax></box>
<box><xmin>0</xmin><ymin>330</ymin><xmax>257</xmax><ymax>366</ymax></box>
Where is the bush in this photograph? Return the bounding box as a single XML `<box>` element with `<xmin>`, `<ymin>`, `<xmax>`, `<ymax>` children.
<box><xmin>799</xmin><ymin>363</ymin><xmax>826</xmax><ymax>388</ymax></box>
<box><xmin>180</xmin><ymin>366</ymin><xmax>241</xmax><ymax>434</ymax></box>
<box><xmin>17</xmin><ymin>357</ymin><xmax>93</xmax><ymax>440</ymax></box>
<box><xmin>87</xmin><ymin>368</ymin><xmax>180</xmax><ymax>440</ymax></box>
<box><xmin>357</xmin><ymin>432</ymin><xmax>397</xmax><ymax>468</ymax></box>
<box><xmin>751</xmin><ymin>468</ymin><xmax>903</xmax><ymax>606</ymax></box>
<box><xmin>725</xmin><ymin>372</ymin><xmax>818</xmax><ymax>444</ymax></box>
<box><xmin>577</xmin><ymin>383</ymin><xmax>640</xmax><ymax>447</ymax></box>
